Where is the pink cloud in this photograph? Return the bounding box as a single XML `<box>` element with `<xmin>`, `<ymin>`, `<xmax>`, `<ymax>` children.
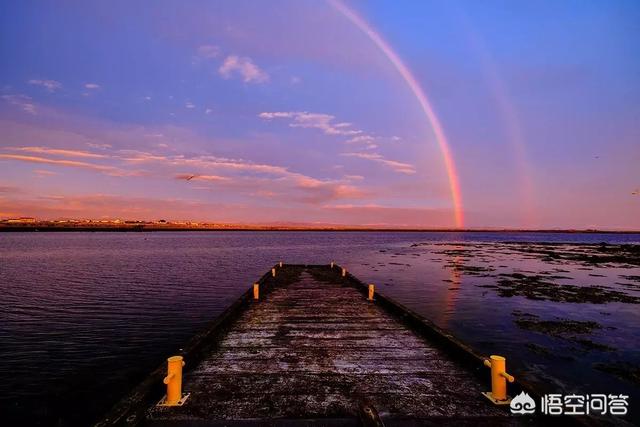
<box><xmin>218</xmin><ymin>55</ymin><xmax>269</xmax><ymax>83</ymax></box>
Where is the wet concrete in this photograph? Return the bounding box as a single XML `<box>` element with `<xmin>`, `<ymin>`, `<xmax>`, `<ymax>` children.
<box><xmin>147</xmin><ymin>268</ymin><xmax>509</xmax><ymax>424</ymax></box>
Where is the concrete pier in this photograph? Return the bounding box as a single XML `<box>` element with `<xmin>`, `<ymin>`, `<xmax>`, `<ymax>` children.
<box><xmin>97</xmin><ymin>265</ymin><xmax>548</xmax><ymax>426</ymax></box>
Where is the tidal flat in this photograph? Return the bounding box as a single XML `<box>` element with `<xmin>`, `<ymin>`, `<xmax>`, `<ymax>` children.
<box><xmin>1</xmin><ymin>232</ymin><xmax>638</xmax><ymax>425</ymax></box>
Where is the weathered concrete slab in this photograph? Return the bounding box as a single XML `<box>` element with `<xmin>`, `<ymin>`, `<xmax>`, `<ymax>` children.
<box><xmin>147</xmin><ymin>267</ymin><xmax>508</xmax><ymax>424</ymax></box>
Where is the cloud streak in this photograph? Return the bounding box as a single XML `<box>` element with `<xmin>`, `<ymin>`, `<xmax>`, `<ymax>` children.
<box><xmin>2</xmin><ymin>94</ymin><xmax>37</xmax><ymax>114</ymax></box>
<box><xmin>259</xmin><ymin>111</ymin><xmax>362</xmax><ymax>136</ymax></box>
<box><xmin>8</xmin><ymin>146</ymin><xmax>107</xmax><ymax>159</ymax></box>
<box><xmin>28</xmin><ymin>79</ymin><xmax>62</xmax><ymax>92</ymax></box>
<box><xmin>0</xmin><ymin>153</ymin><xmax>125</xmax><ymax>175</ymax></box>
<box><xmin>342</xmin><ymin>151</ymin><xmax>416</xmax><ymax>174</ymax></box>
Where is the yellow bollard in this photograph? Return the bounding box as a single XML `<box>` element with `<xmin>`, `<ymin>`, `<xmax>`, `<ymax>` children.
<box><xmin>482</xmin><ymin>355</ymin><xmax>515</xmax><ymax>404</ymax></box>
<box><xmin>272</xmin><ymin>268</ymin><xmax>276</xmax><ymax>277</ymax></box>
<box><xmin>341</xmin><ymin>267</ymin><xmax>346</xmax><ymax>277</ymax></box>
<box><xmin>368</xmin><ymin>284</ymin><xmax>375</xmax><ymax>301</ymax></box>
<box><xmin>279</xmin><ymin>261</ymin><xmax>283</xmax><ymax>268</ymax></box>
<box><xmin>253</xmin><ymin>283</ymin><xmax>259</xmax><ymax>300</ymax></box>
<box><xmin>160</xmin><ymin>356</ymin><xmax>189</xmax><ymax>406</ymax></box>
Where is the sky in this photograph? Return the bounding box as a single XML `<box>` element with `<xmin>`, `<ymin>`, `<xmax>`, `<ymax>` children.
<box><xmin>0</xmin><ymin>0</ymin><xmax>638</xmax><ymax>229</ymax></box>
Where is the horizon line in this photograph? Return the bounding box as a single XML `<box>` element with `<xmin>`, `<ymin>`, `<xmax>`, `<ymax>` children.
<box><xmin>1</xmin><ymin>220</ymin><xmax>638</xmax><ymax>234</ymax></box>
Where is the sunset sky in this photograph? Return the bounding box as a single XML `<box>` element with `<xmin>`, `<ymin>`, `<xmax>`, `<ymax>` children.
<box><xmin>1</xmin><ymin>1</ymin><xmax>638</xmax><ymax>229</ymax></box>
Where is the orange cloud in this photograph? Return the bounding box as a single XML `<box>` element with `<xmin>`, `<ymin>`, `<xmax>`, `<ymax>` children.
<box><xmin>8</xmin><ymin>146</ymin><xmax>107</xmax><ymax>158</ymax></box>
<box><xmin>0</xmin><ymin>154</ymin><xmax>126</xmax><ymax>176</ymax></box>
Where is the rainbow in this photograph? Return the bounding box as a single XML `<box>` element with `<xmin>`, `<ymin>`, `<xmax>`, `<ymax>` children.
<box><xmin>329</xmin><ymin>0</ymin><xmax>464</xmax><ymax>228</ymax></box>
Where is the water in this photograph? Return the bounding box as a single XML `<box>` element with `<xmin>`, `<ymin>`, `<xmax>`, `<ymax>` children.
<box><xmin>1</xmin><ymin>231</ymin><xmax>638</xmax><ymax>426</ymax></box>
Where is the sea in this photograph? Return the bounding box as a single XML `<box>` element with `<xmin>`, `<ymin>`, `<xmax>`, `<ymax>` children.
<box><xmin>1</xmin><ymin>231</ymin><xmax>639</xmax><ymax>425</ymax></box>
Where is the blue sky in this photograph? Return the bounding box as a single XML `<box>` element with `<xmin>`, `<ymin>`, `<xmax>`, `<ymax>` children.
<box><xmin>0</xmin><ymin>0</ymin><xmax>638</xmax><ymax>228</ymax></box>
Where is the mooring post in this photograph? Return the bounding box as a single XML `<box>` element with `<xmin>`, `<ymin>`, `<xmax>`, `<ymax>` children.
<box><xmin>271</xmin><ymin>268</ymin><xmax>276</xmax><ymax>277</ymax></box>
<box><xmin>368</xmin><ymin>284</ymin><xmax>375</xmax><ymax>301</ymax></box>
<box><xmin>161</xmin><ymin>356</ymin><xmax>187</xmax><ymax>406</ymax></box>
<box><xmin>253</xmin><ymin>283</ymin><xmax>259</xmax><ymax>300</ymax></box>
<box><xmin>341</xmin><ymin>267</ymin><xmax>346</xmax><ymax>277</ymax></box>
<box><xmin>482</xmin><ymin>355</ymin><xmax>514</xmax><ymax>404</ymax></box>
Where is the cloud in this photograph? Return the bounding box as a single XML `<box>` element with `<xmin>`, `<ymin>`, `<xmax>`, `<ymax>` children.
<box><xmin>0</xmin><ymin>110</ymin><xmax>369</xmax><ymax>208</ymax></box>
<box><xmin>34</xmin><ymin>169</ymin><xmax>58</xmax><ymax>176</ymax></box>
<box><xmin>342</xmin><ymin>152</ymin><xmax>416</xmax><ymax>174</ymax></box>
<box><xmin>2</xmin><ymin>94</ymin><xmax>37</xmax><ymax>114</ymax></box>
<box><xmin>84</xmin><ymin>83</ymin><xmax>100</xmax><ymax>89</ymax></box>
<box><xmin>343</xmin><ymin>174</ymin><xmax>364</xmax><ymax>181</ymax></box>
<box><xmin>219</xmin><ymin>55</ymin><xmax>269</xmax><ymax>83</ymax></box>
<box><xmin>346</xmin><ymin>135</ymin><xmax>375</xmax><ymax>144</ymax></box>
<box><xmin>8</xmin><ymin>146</ymin><xmax>107</xmax><ymax>159</ymax></box>
<box><xmin>0</xmin><ymin>192</ymin><xmax>456</xmax><ymax>227</ymax></box>
<box><xmin>259</xmin><ymin>111</ymin><xmax>362</xmax><ymax>136</ymax></box>
<box><xmin>0</xmin><ymin>153</ymin><xmax>125</xmax><ymax>175</ymax></box>
<box><xmin>124</xmin><ymin>150</ymin><xmax>364</xmax><ymax>204</ymax></box>
<box><xmin>28</xmin><ymin>79</ymin><xmax>62</xmax><ymax>92</ymax></box>
<box><xmin>196</xmin><ymin>44</ymin><xmax>220</xmax><ymax>59</ymax></box>
<box><xmin>0</xmin><ymin>185</ymin><xmax>19</xmax><ymax>193</ymax></box>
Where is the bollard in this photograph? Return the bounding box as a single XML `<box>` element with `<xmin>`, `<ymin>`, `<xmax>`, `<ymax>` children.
<box><xmin>159</xmin><ymin>356</ymin><xmax>189</xmax><ymax>406</ymax></box>
<box><xmin>341</xmin><ymin>267</ymin><xmax>346</xmax><ymax>277</ymax></box>
<box><xmin>481</xmin><ymin>355</ymin><xmax>515</xmax><ymax>404</ymax></box>
<box><xmin>331</xmin><ymin>261</ymin><xmax>334</xmax><ymax>269</ymax></box>
<box><xmin>253</xmin><ymin>283</ymin><xmax>259</xmax><ymax>300</ymax></box>
<box><xmin>279</xmin><ymin>261</ymin><xmax>283</xmax><ymax>268</ymax></box>
<box><xmin>272</xmin><ymin>268</ymin><xmax>276</xmax><ymax>277</ymax></box>
<box><xmin>368</xmin><ymin>284</ymin><xmax>375</xmax><ymax>301</ymax></box>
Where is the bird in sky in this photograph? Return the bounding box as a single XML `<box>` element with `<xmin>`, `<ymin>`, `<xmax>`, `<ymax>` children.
<box><xmin>175</xmin><ymin>174</ymin><xmax>197</xmax><ymax>181</ymax></box>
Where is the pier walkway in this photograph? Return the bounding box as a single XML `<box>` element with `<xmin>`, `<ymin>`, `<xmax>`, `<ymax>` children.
<box><xmin>144</xmin><ymin>265</ymin><xmax>511</xmax><ymax>425</ymax></box>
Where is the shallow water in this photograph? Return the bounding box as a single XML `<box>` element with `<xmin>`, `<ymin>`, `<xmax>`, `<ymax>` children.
<box><xmin>0</xmin><ymin>231</ymin><xmax>638</xmax><ymax>425</ymax></box>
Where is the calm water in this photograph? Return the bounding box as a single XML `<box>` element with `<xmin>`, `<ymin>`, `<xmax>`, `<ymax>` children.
<box><xmin>1</xmin><ymin>231</ymin><xmax>639</xmax><ymax>426</ymax></box>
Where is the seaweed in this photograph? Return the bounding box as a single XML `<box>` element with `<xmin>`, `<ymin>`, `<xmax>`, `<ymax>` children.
<box><xmin>513</xmin><ymin>312</ymin><xmax>615</xmax><ymax>353</ymax></box>
<box><xmin>594</xmin><ymin>361</ymin><xmax>640</xmax><ymax>386</ymax></box>
<box><xmin>514</xmin><ymin>317</ymin><xmax>602</xmax><ymax>336</ymax></box>
<box><xmin>506</xmin><ymin>243</ymin><xmax>640</xmax><ymax>266</ymax></box>
<box><xmin>525</xmin><ymin>343</ymin><xmax>576</xmax><ymax>361</ymax></box>
<box><xmin>492</xmin><ymin>273</ymin><xmax>640</xmax><ymax>304</ymax></box>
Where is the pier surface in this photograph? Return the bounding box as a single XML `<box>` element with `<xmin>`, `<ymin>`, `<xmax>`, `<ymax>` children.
<box><xmin>146</xmin><ymin>266</ymin><xmax>510</xmax><ymax>425</ymax></box>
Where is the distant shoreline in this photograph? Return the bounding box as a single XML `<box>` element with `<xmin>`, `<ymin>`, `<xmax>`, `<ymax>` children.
<box><xmin>1</xmin><ymin>224</ymin><xmax>638</xmax><ymax>234</ymax></box>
